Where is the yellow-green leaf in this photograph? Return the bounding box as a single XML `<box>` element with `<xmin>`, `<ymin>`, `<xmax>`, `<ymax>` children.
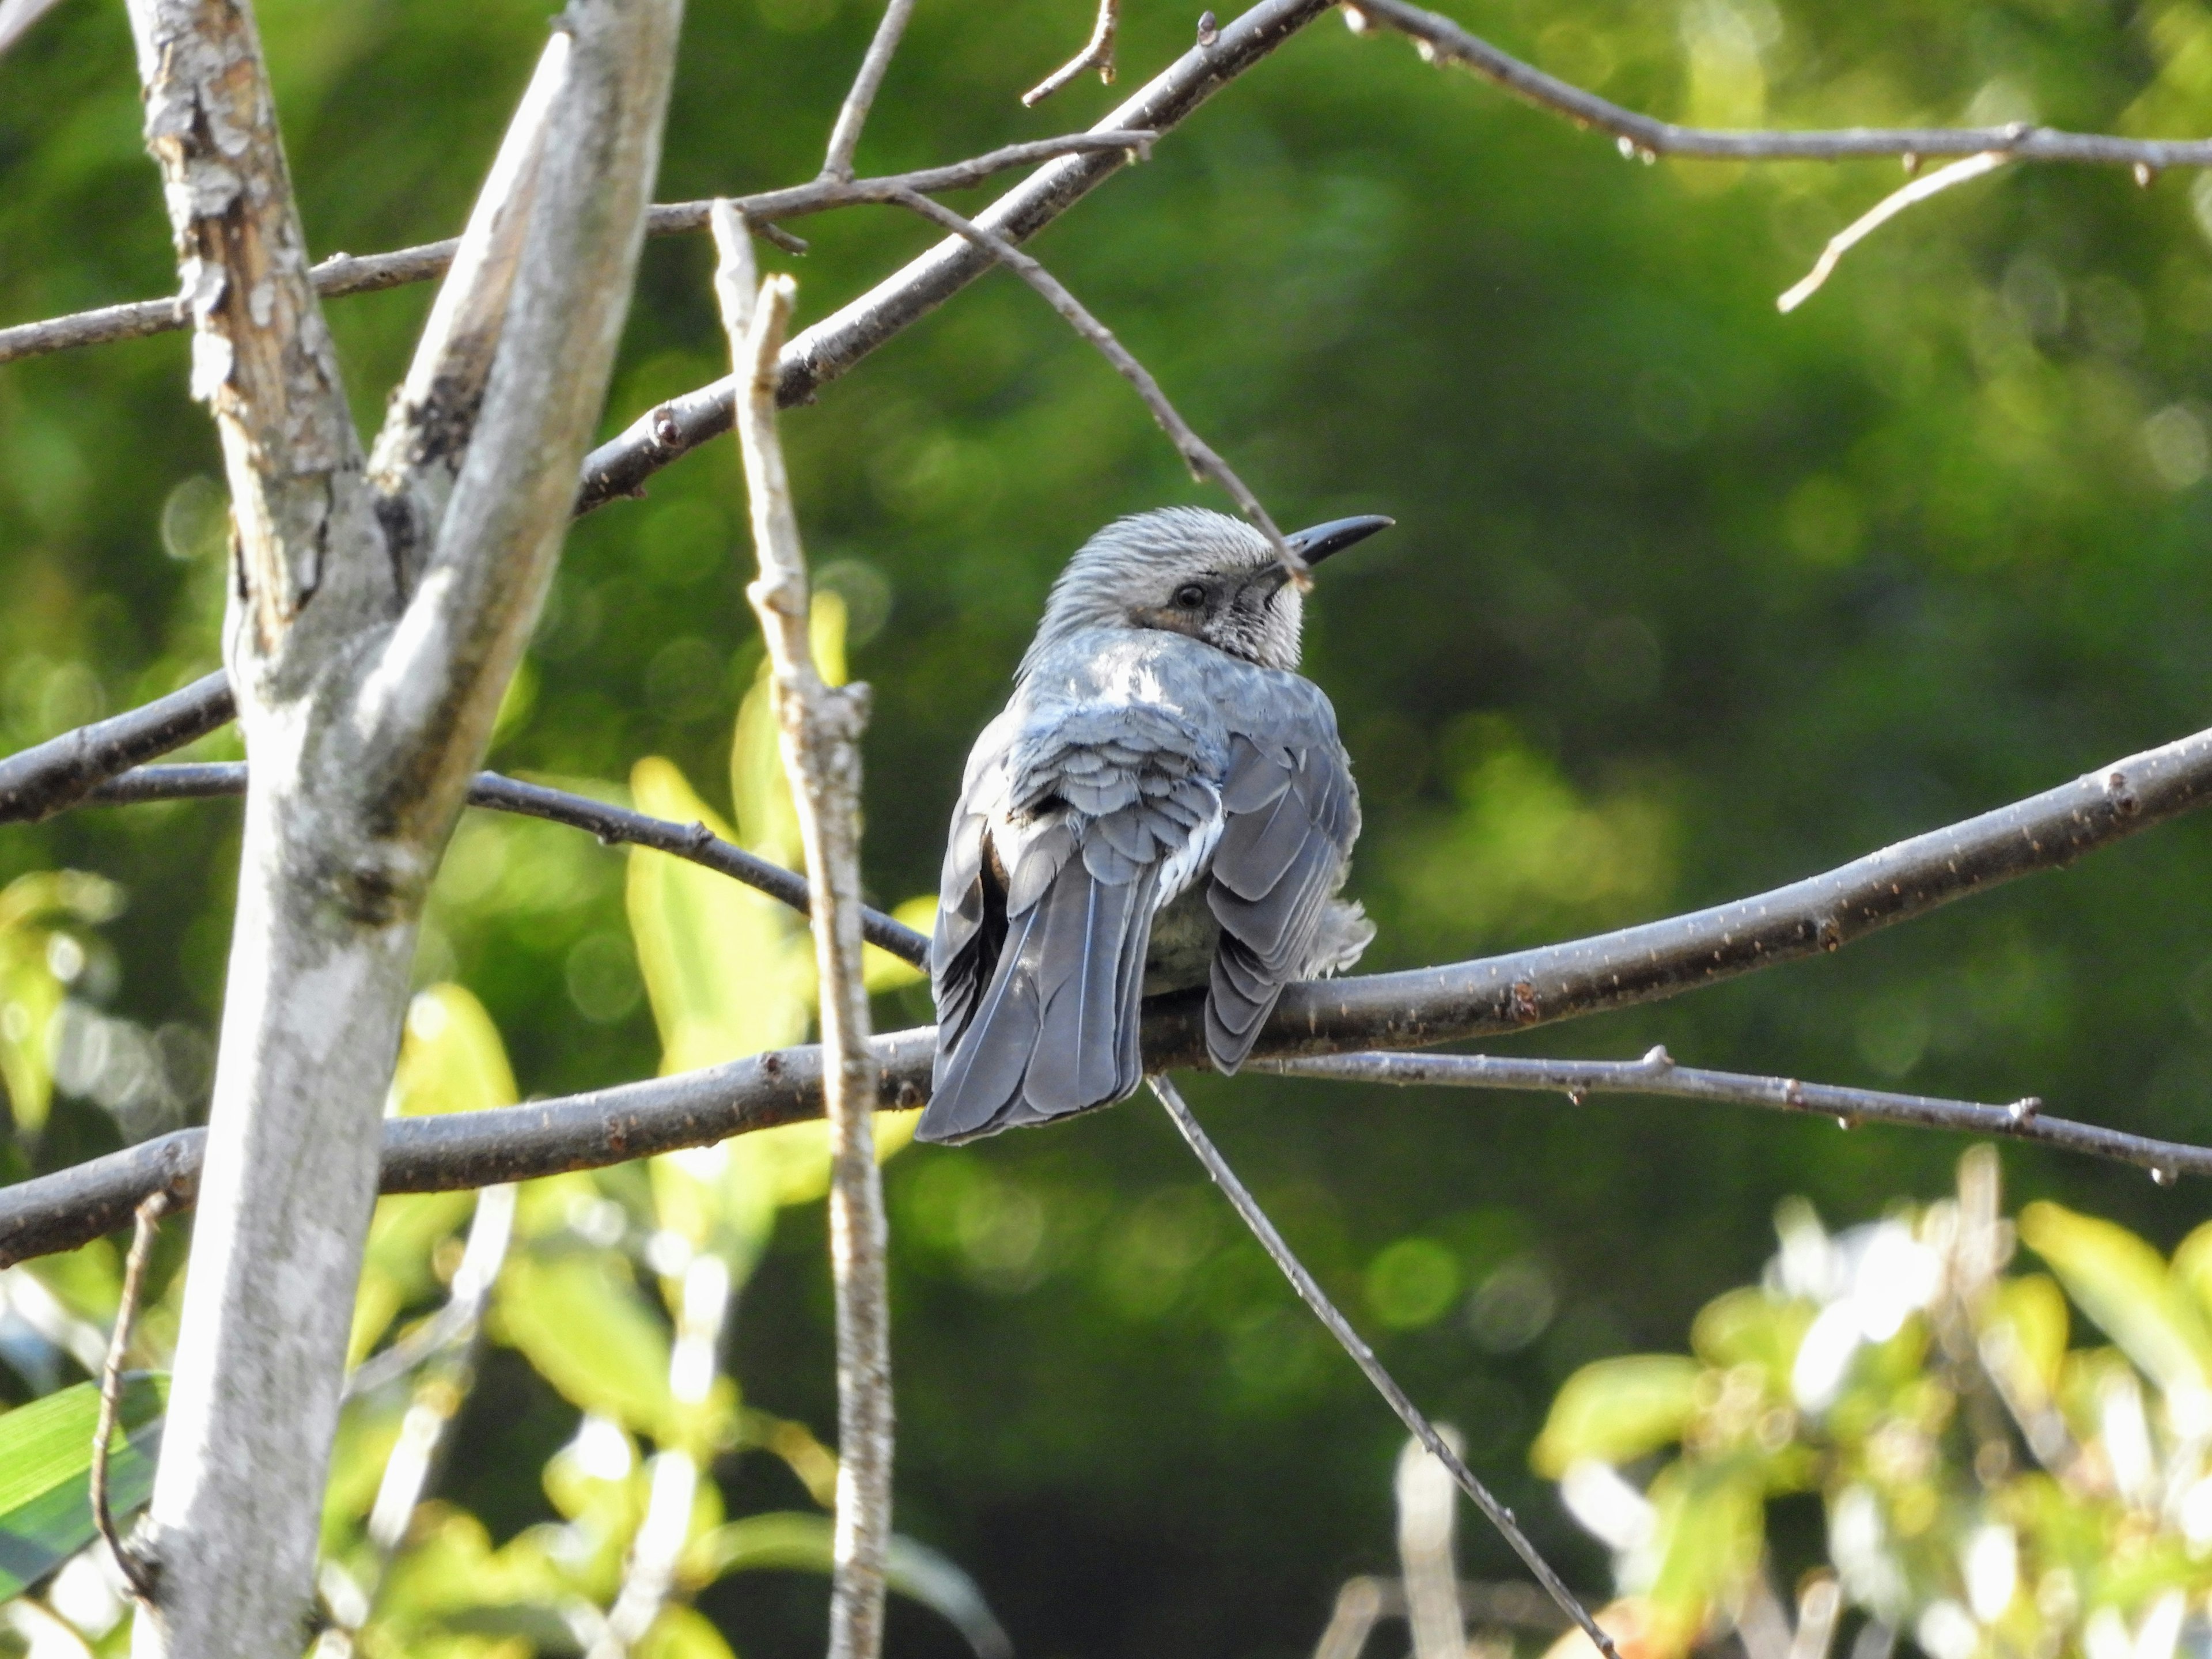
<box><xmin>0</xmin><ymin>1374</ymin><xmax>166</xmax><ymax>1599</ymax></box>
<box><xmin>629</xmin><ymin>757</ymin><xmax>812</xmax><ymax>1074</ymax></box>
<box><xmin>1532</xmin><ymin>1354</ymin><xmax>1702</xmax><ymax>1477</ymax></box>
<box><xmin>495</xmin><ymin>1253</ymin><xmax>674</xmax><ymax>1437</ymax></box>
<box><xmin>392</xmin><ymin>984</ymin><xmax>518</xmax><ymax>1117</ymax></box>
<box><xmin>2020</xmin><ymin>1202</ymin><xmax>2212</xmax><ymax>1400</ymax></box>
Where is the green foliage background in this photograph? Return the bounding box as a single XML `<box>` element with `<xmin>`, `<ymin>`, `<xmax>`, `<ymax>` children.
<box><xmin>10</xmin><ymin>0</ymin><xmax>2212</xmax><ymax>1652</ymax></box>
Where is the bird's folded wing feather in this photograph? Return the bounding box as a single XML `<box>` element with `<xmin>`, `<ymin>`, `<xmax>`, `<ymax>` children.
<box><xmin>1204</xmin><ymin>684</ymin><xmax>1360</xmax><ymax>1072</ymax></box>
<box><xmin>922</xmin><ymin>699</ymin><xmax>1224</xmax><ymax>1144</ymax></box>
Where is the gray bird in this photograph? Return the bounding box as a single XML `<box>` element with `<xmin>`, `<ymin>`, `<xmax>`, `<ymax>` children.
<box><xmin>917</xmin><ymin>506</ymin><xmax>1390</xmax><ymax>1146</ymax></box>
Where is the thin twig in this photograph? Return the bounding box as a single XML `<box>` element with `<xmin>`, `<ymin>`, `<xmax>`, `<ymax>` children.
<box><xmin>0</xmin><ymin>132</ymin><xmax>1154</xmax><ymax>369</ymax></box>
<box><xmin>1023</xmin><ymin>0</ymin><xmax>1119</xmax><ymax>106</ymax></box>
<box><xmin>1147</xmin><ymin>1074</ymin><xmax>1620</xmax><ymax>1659</ymax></box>
<box><xmin>1260</xmin><ymin>1048</ymin><xmax>2071</xmax><ymax>1158</ymax></box>
<box><xmin>91</xmin><ymin>1190</ymin><xmax>168</xmax><ymax>1604</ymax></box>
<box><xmin>1777</xmin><ymin>152</ymin><xmax>2009</xmax><ymax>312</ymax></box>
<box><xmin>714</xmin><ymin>207</ymin><xmax>893</xmax><ymax>1659</ymax></box>
<box><xmin>577</xmin><ymin>0</ymin><xmax>1338</xmax><ymax>510</ymax></box>
<box><xmin>1348</xmin><ymin>0</ymin><xmax>2212</xmax><ymax>171</ymax></box>
<box><xmin>0</xmin><ymin>671</ymin><xmax>233</xmax><ymax>824</ymax></box>
<box><xmin>882</xmin><ymin>186</ymin><xmax>1294</xmax><ymax>569</ymax></box>
<box><xmin>78</xmin><ymin>761</ymin><xmax>934</xmax><ymax>964</ymax></box>
<box><xmin>821</xmin><ymin>0</ymin><xmax>919</xmax><ymax>180</ymax></box>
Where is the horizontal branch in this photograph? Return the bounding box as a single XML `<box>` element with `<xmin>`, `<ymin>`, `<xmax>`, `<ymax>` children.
<box><xmin>1262</xmin><ymin>1049</ymin><xmax>2206</xmax><ymax>1181</ymax></box>
<box><xmin>0</xmin><ymin>671</ymin><xmax>234</xmax><ymax>823</ymax></box>
<box><xmin>0</xmin><ymin>133</ymin><xmax>1154</xmax><ymax>369</ymax></box>
<box><xmin>12</xmin><ymin>724</ymin><xmax>2212</xmax><ymax>1263</ymax></box>
<box><xmin>1237</xmin><ymin>723</ymin><xmax>2212</xmax><ymax>1055</ymax></box>
<box><xmin>1350</xmin><ymin>0</ymin><xmax>2212</xmax><ymax>171</ymax></box>
<box><xmin>78</xmin><ymin>762</ymin><xmax>934</xmax><ymax>964</ymax></box>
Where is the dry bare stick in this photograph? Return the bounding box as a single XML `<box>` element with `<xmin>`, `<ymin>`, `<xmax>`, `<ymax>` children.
<box><xmin>90</xmin><ymin>1191</ymin><xmax>168</xmax><ymax>1605</ymax></box>
<box><xmin>1777</xmin><ymin>152</ymin><xmax>2009</xmax><ymax>312</ymax></box>
<box><xmin>1346</xmin><ymin>0</ymin><xmax>2212</xmax><ymax>171</ymax></box>
<box><xmin>0</xmin><ymin>133</ymin><xmax>1153</xmax><ymax>369</ymax></box>
<box><xmin>1023</xmin><ymin>0</ymin><xmax>1119</xmax><ymax>107</ymax></box>
<box><xmin>712</xmin><ymin>206</ymin><xmax>893</xmax><ymax>1659</ymax></box>
<box><xmin>118</xmin><ymin>2</ymin><xmax>680</xmax><ymax>1653</ymax></box>
<box><xmin>1148</xmin><ymin>1074</ymin><xmax>1622</xmax><ymax>1659</ymax></box>
<box><xmin>821</xmin><ymin>0</ymin><xmax>919</xmax><ymax>180</ymax></box>
<box><xmin>882</xmin><ymin>186</ymin><xmax>1296</xmax><ymax>569</ymax></box>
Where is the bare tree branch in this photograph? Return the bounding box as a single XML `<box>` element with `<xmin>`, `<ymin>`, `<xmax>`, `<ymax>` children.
<box><xmin>1147</xmin><ymin>1074</ymin><xmax>1623</xmax><ymax>1659</ymax></box>
<box><xmin>820</xmin><ymin>0</ymin><xmax>919</xmax><ymax>181</ymax></box>
<box><xmin>714</xmin><ymin>209</ymin><xmax>894</xmax><ymax>1659</ymax></box>
<box><xmin>1776</xmin><ymin>152</ymin><xmax>2008</xmax><ymax>312</ymax></box>
<box><xmin>884</xmin><ymin>186</ymin><xmax>1290</xmax><ymax>559</ymax></box>
<box><xmin>576</xmin><ymin>0</ymin><xmax>1340</xmax><ymax>512</ymax></box>
<box><xmin>1022</xmin><ymin>0</ymin><xmax>1119</xmax><ymax>107</ymax></box>
<box><xmin>1257</xmin><ymin>1049</ymin><xmax>2174</xmax><ymax>1175</ymax></box>
<box><xmin>1347</xmin><ymin>0</ymin><xmax>2212</xmax><ymax>171</ymax></box>
<box><xmin>16</xmin><ymin>1005</ymin><xmax>2212</xmax><ymax>1274</ymax></box>
<box><xmin>0</xmin><ymin>134</ymin><xmax>1154</xmax><ymax>369</ymax></box>
<box><xmin>79</xmin><ymin>760</ymin><xmax>935</xmax><ymax>962</ymax></box>
<box><xmin>0</xmin><ymin>671</ymin><xmax>233</xmax><ymax>824</ymax></box>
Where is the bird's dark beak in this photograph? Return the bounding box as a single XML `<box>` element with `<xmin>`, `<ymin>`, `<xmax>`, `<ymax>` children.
<box><xmin>1286</xmin><ymin>514</ymin><xmax>1394</xmax><ymax>568</ymax></box>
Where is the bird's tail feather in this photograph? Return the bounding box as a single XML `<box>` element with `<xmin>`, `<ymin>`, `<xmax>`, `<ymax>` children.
<box><xmin>918</xmin><ymin>859</ymin><xmax>1158</xmax><ymax>1145</ymax></box>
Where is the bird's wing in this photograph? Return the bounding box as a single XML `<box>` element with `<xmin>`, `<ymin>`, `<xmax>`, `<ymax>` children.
<box><xmin>930</xmin><ymin>710</ymin><xmax>1017</xmax><ymax>1055</ymax></box>
<box><xmin>921</xmin><ymin>698</ymin><xmax>1223</xmax><ymax>1145</ymax></box>
<box><xmin>1203</xmin><ymin>680</ymin><xmax>1361</xmax><ymax>1073</ymax></box>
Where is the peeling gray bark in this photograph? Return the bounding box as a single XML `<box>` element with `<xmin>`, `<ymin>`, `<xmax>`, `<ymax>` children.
<box><xmin>118</xmin><ymin>3</ymin><xmax>683</xmax><ymax>1654</ymax></box>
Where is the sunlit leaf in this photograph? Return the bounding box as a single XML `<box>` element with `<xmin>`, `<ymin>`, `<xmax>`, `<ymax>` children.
<box><xmin>0</xmin><ymin>1374</ymin><xmax>165</xmax><ymax>1599</ymax></box>
<box><xmin>1691</xmin><ymin>1286</ymin><xmax>1810</xmax><ymax>1387</ymax></box>
<box><xmin>1639</xmin><ymin>1461</ymin><xmax>1764</xmax><ymax>1658</ymax></box>
<box><xmin>392</xmin><ymin>984</ymin><xmax>519</xmax><ymax>1117</ymax></box>
<box><xmin>1531</xmin><ymin>1354</ymin><xmax>1701</xmax><ymax>1478</ymax></box>
<box><xmin>2020</xmin><ymin>1202</ymin><xmax>2212</xmax><ymax>1400</ymax></box>
<box><xmin>685</xmin><ymin>1512</ymin><xmax>1012</xmax><ymax>1659</ymax></box>
<box><xmin>1983</xmin><ymin>1272</ymin><xmax>2069</xmax><ymax>1403</ymax></box>
<box><xmin>495</xmin><ymin>1253</ymin><xmax>674</xmax><ymax>1437</ymax></box>
<box><xmin>638</xmin><ymin>1604</ymin><xmax>737</xmax><ymax>1659</ymax></box>
<box><xmin>628</xmin><ymin>757</ymin><xmax>812</xmax><ymax>1075</ymax></box>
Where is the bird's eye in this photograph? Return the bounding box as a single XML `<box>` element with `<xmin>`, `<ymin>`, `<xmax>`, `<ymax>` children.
<box><xmin>1172</xmin><ymin>582</ymin><xmax>1207</xmax><ymax>609</ymax></box>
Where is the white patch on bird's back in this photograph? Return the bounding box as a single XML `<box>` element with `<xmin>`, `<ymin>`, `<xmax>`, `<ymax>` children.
<box><xmin>1154</xmin><ymin>801</ymin><xmax>1224</xmax><ymax>911</ymax></box>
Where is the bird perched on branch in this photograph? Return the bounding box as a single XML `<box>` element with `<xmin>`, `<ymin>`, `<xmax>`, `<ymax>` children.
<box><xmin>918</xmin><ymin>506</ymin><xmax>1389</xmax><ymax>1145</ymax></box>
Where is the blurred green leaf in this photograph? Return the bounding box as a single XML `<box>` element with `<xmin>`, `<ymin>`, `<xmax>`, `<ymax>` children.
<box><xmin>1531</xmin><ymin>1353</ymin><xmax>1701</xmax><ymax>1476</ymax></box>
<box><xmin>0</xmin><ymin>1373</ymin><xmax>165</xmax><ymax>1599</ymax></box>
<box><xmin>1690</xmin><ymin>1287</ymin><xmax>1810</xmax><ymax>1388</ymax></box>
<box><xmin>686</xmin><ymin>1512</ymin><xmax>1012</xmax><ymax>1659</ymax></box>
<box><xmin>2020</xmin><ymin>1202</ymin><xmax>2212</xmax><ymax>1402</ymax></box>
<box><xmin>391</xmin><ymin>983</ymin><xmax>519</xmax><ymax>1117</ymax></box>
<box><xmin>495</xmin><ymin>1253</ymin><xmax>674</xmax><ymax>1438</ymax></box>
<box><xmin>638</xmin><ymin>1604</ymin><xmax>737</xmax><ymax>1659</ymax></box>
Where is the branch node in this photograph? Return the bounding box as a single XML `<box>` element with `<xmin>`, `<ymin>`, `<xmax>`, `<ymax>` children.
<box><xmin>2137</xmin><ymin>161</ymin><xmax>2158</xmax><ymax>188</ymax></box>
<box><xmin>1641</xmin><ymin>1044</ymin><xmax>1673</xmax><ymax>1071</ymax></box>
<box><xmin>2009</xmin><ymin>1096</ymin><xmax>2041</xmax><ymax>1124</ymax></box>
<box><xmin>1197</xmin><ymin>9</ymin><xmax>1220</xmax><ymax>47</ymax></box>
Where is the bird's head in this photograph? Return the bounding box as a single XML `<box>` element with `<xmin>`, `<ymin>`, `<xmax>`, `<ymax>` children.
<box><xmin>1021</xmin><ymin>506</ymin><xmax>1392</xmax><ymax>677</ymax></box>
